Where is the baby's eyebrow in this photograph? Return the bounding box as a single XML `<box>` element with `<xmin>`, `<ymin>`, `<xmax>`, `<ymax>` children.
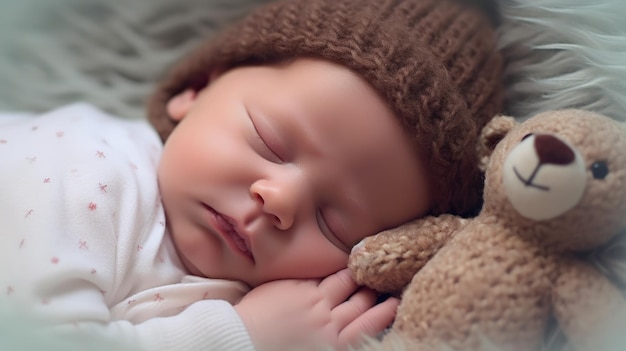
<box><xmin>278</xmin><ymin>105</ymin><xmax>326</xmax><ymax>159</ymax></box>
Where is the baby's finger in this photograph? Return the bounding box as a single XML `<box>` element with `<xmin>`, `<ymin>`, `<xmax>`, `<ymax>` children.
<box><xmin>318</xmin><ymin>268</ymin><xmax>359</xmax><ymax>306</ymax></box>
<box><xmin>338</xmin><ymin>297</ymin><xmax>400</xmax><ymax>349</ymax></box>
<box><xmin>331</xmin><ymin>287</ymin><xmax>377</xmax><ymax>329</ymax></box>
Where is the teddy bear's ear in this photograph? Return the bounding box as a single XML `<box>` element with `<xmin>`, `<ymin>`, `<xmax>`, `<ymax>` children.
<box><xmin>477</xmin><ymin>115</ymin><xmax>517</xmax><ymax>172</ymax></box>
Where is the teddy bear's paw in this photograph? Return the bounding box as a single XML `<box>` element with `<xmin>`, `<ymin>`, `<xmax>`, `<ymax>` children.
<box><xmin>348</xmin><ymin>238</ymin><xmax>422</xmax><ymax>293</ymax></box>
<box><xmin>349</xmin><ymin>242</ymin><xmax>397</xmax><ymax>292</ymax></box>
<box><xmin>348</xmin><ymin>215</ymin><xmax>469</xmax><ymax>293</ymax></box>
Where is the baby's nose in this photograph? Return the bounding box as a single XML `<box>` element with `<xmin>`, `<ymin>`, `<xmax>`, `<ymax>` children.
<box><xmin>250</xmin><ymin>177</ymin><xmax>305</xmax><ymax>230</ymax></box>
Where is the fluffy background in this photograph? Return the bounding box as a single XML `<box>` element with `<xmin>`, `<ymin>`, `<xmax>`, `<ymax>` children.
<box><xmin>0</xmin><ymin>0</ymin><xmax>624</xmax><ymax>349</ymax></box>
<box><xmin>0</xmin><ymin>0</ymin><xmax>625</xmax><ymax>122</ymax></box>
<box><xmin>0</xmin><ymin>0</ymin><xmax>273</xmax><ymax>118</ymax></box>
<box><xmin>497</xmin><ymin>0</ymin><xmax>626</xmax><ymax>122</ymax></box>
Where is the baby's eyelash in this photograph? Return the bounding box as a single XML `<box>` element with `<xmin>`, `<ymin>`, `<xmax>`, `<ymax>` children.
<box><xmin>316</xmin><ymin>209</ymin><xmax>350</xmax><ymax>253</ymax></box>
<box><xmin>247</xmin><ymin>113</ymin><xmax>283</xmax><ymax>163</ymax></box>
<box><xmin>253</xmin><ymin>128</ymin><xmax>282</xmax><ymax>162</ymax></box>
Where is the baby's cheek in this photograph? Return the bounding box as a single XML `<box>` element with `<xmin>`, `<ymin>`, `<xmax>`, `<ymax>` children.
<box><xmin>299</xmin><ymin>247</ymin><xmax>348</xmax><ymax>278</ymax></box>
<box><xmin>320</xmin><ymin>250</ymin><xmax>350</xmax><ymax>275</ymax></box>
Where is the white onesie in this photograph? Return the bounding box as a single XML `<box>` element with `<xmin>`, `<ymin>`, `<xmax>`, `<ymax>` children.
<box><xmin>0</xmin><ymin>104</ymin><xmax>254</xmax><ymax>350</ymax></box>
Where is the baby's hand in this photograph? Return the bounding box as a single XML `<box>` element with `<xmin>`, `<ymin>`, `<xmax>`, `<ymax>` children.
<box><xmin>234</xmin><ymin>269</ymin><xmax>399</xmax><ymax>351</ymax></box>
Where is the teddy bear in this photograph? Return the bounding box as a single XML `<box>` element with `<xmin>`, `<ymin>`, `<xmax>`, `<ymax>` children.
<box><xmin>349</xmin><ymin>109</ymin><xmax>626</xmax><ymax>351</ymax></box>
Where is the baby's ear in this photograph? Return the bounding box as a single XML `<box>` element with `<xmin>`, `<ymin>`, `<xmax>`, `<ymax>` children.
<box><xmin>477</xmin><ymin>115</ymin><xmax>517</xmax><ymax>172</ymax></box>
<box><xmin>166</xmin><ymin>89</ymin><xmax>197</xmax><ymax>122</ymax></box>
<box><xmin>166</xmin><ymin>68</ymin><xmax>225</xmax><ymax>122</ymax></box>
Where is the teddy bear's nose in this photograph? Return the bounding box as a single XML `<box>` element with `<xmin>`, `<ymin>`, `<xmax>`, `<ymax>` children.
<box><xmin>534</xmin><ymin>134</ymin><xmax>575</xmax><ymax>166</ymax></box>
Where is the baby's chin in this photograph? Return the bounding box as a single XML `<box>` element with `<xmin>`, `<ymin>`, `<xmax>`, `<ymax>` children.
<box><xmin>250</xmin><ymin>270</ymin><xmax>347</xmax><ymax>288</ymax></box>
<box><xmin>190</xmin><ymin>268</ymin><xmax>263</xmax><ymax>288</ymax></box>
<box><xmin>223</xmin><ymin>273</ymin><xmax>307</xmax><ymax>288</ymax></box>
<box><xmin>188</xmin><ymin>258</ymin><xmax>348</xmax><ymax>288</ymax></box>
<box><xmin>237</xmin><ymin>274</ymin><xmax>280</xmax><ymax>288</ymax></box>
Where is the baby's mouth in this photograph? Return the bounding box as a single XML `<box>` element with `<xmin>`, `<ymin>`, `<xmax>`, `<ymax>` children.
<box><xmin>205</xmin><ymin>205</ymin><xmax>254</xmax><ymax>260</ymax></box>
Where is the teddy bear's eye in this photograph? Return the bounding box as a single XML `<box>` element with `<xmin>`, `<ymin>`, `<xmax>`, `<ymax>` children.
<box><xmin>521</xmin><ymin>133</ymin><xmax>534</xmax><ymax>141</ymax></box>
<box><xmin>591</xmin><ymin>161</ymin><xmax>609</xmax><ymax>179</ymax></box>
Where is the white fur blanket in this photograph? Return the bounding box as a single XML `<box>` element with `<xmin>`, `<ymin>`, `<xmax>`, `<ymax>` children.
<box><xmin>498</xmin><ymin>0</ymin><xmax>626</xmax><ymax>122</ymax></box>
<box><xmin>0</xmin><ymin>0</ymin><xmax>273</xmax><ymax>118</ymax></box>
<box><xmin>1</xmin><ymin>0</ymin><xmax>624</xmax><ymax>122</ymax></box>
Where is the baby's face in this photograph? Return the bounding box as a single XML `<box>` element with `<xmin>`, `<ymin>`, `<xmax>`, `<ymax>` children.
<box><xmin>158</xmin><ymin>58</ymin><xmax>432</xmax><ymax>287</ymax></box>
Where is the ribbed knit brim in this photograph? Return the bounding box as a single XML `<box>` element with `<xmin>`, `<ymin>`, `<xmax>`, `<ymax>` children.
<box><xmin>148</xmin><ymin>0</ymin><xmax>504</xmax><ymax>216</ymax></box>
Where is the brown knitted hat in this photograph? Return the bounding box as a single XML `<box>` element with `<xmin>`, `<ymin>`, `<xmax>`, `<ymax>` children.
<box><xmin>147</xmin><ymin>0</ymin><xmax>504</xmax><ymax>216</ymax></box>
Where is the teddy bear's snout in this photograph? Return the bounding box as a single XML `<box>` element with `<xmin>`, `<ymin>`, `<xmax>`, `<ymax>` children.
<box><xmin>534</xmin><ymin>134</ymin><xmax>575</xmax><ymax>166</ymax></box>
<box><xmin>502</xmin><ymin>133</ymin><xmax>587</xmax><ymax>221</ymax></box>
